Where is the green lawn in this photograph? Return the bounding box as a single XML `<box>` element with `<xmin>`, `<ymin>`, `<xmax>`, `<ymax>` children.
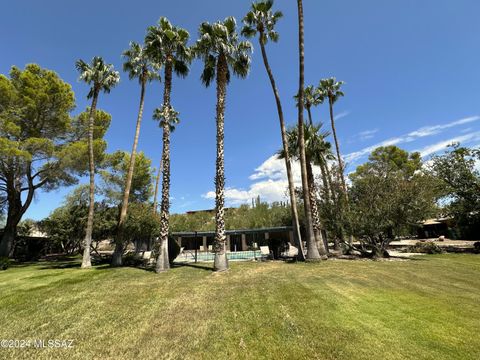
<box><xmin>0</xmin><ymin>254</ymin><xmax>479</xmax><ymax>360</ymax></box>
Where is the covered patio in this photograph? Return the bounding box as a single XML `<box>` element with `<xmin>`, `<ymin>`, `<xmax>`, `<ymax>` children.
<box><xmin>172</xmin><ymin>226</ymin><xmax>295</xmax><ymax>259</ymax></box>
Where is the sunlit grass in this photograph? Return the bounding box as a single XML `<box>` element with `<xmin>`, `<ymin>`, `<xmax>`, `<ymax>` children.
<box><xmin>0</xmin><ymin>254</ymin><xmax>479</xmax><ymax>359</ymax></box>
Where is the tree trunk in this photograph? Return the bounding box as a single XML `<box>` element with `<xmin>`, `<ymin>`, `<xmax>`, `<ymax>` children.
<box><xmin>213</xmin><ymin>54</ymin><xmax>229</xmax><ymax>271</ymax></box>
<box><xmin>306</xmin><ymin>159</ymin><xmax>328</xmax><ymax>257</ymax></box>
<box><xmin>113</xmin><ymin>78</ymin><xmax>147</xmax><ymax>267</ymax></box>
<box><xmin>0</xmin><ymin>188</ymin><xmax>21</xmax><ymax>258</ymax></box>
<box><xmin>82</xmin><ymin>91</ymin><xmax>98</xmax><ymax>269</ymax></box>
<box><xmin>306</xmin><ymin>106</ymin><xmax>313</xmax><ymax>126</ymax></box>
<box><xmin>0</xmin><ymin>175</ymin><xmax>20</xmax><ymax>257</ymax></box>
<box><xmin>153</xmin><ymin>157</ymin><xmax>163</xmax><ymax>214</ymax></box>
<box><xmin>258</xmin><ymin>35</ymin><xmax>305</xmax><ymax>260</ymax></box>
<box><xmin>319</xmin><ymin>157</ymin><xmax>340</xmax><ymax>250</ymax></box>
<box><xmin>297</xmin><ymin>0</ymin><xmax>321</xmax><ymax>261</ymax></box>
<box><xmin>318</xmin><ymin>159</ymin><xmax>330</xmax><ymax>205</ymax></box>
<box><xmin>156</xmin><ymin>60</ymin><xmax>173</xmax><ymax>273</ymax></box>
<box><xmin>328</xmin><ymin>97</ymin><xmax>348</xmax><ymax>200</ymax></box>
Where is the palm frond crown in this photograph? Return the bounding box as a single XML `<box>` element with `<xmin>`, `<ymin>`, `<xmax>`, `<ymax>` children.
<box><xmin>241</xmin><ymin>0</ymin><xmax>283</xmax><ymax>45</ymax></box>
<box><xmin>144</xmin><ymin>17</ymin><xmax>192</xmax><ymax>78</ymax></box>
<box><xmin>75</xmin><ymin>56</ymin><xmax>120</xmax><ymax>99</ymax></box>
<box><xmin>122</xmin><ymin>41</ymin><xmax>160</xmax><ymax>84</ymax></box>
<box><xmin>152</xmin><ymin>105</ymin><xmax>180</xmax><ymax>132</ymax></box>
<box><xmin>194</xmin><ymin>16</ymin><xmax>253</xmax><ymax>87</ymax></box>
<box><xmin>294</xmin><ymin>85</ymin><xmax>325</xmax><ymax>109</ymax></box>
<box><xmin>278</xmin><ymin>123</ymin><xmax>333</xmax><ymax>165</ymax></box>
<box><xmin>318</xmin><ymin>77</ymin><xmax>345</xmax><ymax>104</ymax></box>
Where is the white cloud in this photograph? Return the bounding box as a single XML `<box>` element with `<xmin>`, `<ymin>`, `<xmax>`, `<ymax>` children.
<box><xmin>334</xmin><ymin>111</ymin><xmax>350</xmax><ymax>121</ymax></box>
<box><xmin>407</xmin><ymin>116</ymin><xmax>479</xmax><ymax>137</ymax></box>
<box><xmin>358</xmin><ymin>128</ymin><xmax>379</xmax><ymax>141</ymax></box>
<box><xmin>202</xmin><ymin>179</ymin><xmax>290</xmax><ymax>205</ymax></box>
<box><xmin>344</xmin><ymin>115</ymin><xmax>480</xmax><ymax>165</ymax></box>
<box><xmin>203</xmin><ymin>156</ymin><xmax>326</xmax><ymax>206</ymax></box>
<box><xmin>249</xmin><ymin>155</ymin><xmax>286</xmax><ymax>181</ymax></box>
<box><xmin>414</xmin><ymin>131</ymin><xmax>480</xmax><ymax>157</ymax></box>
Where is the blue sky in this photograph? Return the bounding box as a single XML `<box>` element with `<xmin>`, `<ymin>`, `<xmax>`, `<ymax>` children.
<box><xmin>1</xmin><ymin>0</ymin><xmax>479</xmax><ymax>220</ymax></box>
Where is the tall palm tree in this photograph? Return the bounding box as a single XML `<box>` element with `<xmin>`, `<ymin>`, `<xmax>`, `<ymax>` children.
<box><xmin>111</xmin><ymin>42</ymin><xmax>159</xmax><ymax>267</ymax></box>
<box><xmin>145</xmin><ymin>17</ymin><xmax>191</xmax><ymax>273</ymax></box>
<box><xmin>294</xmin><ymin>84</ymin><xmax>325</xmax><ymax>126</ymax></box>
<box><xmin>75</xmin><ymin>57</ymin><xmax>119</xmax><ymax>269</ymax></box>
<box><xmin>242</xmin><ymin>0</ymin><xmax>305</xmax><ymax>260</ymax></box>
<box><xmin>318</xmin><ymin>77</ymin><xmax>347</xmax><ymax>197</ymax></box>
<box><xmin>278</xmin><ymin>124</ymin><xmax>329</xmax><ymax>256</ymax></box>
<box><xmin>194</xmin><ymin>17</ymin><xmax>252</xmax><ymax>271</ymax></box>
<box><xmin>296</xmin><ymin>0</ymin><xmax>322</xmax><ymax>260</ymax></box>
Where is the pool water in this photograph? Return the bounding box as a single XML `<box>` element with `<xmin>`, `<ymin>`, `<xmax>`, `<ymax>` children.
<box><xmin>175</xmin><ymin>250</ymin><xmax>262</xmax><ymax>262</ymax></box>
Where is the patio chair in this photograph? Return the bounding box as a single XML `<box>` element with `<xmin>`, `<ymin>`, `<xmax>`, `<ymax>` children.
<box><xmin>199</xmin><ymin>245</ymin><xmax>205</xmax><ymax>252</ymax></box>
<box><xmin>208</xmin><ymin>245</ymin><xmax>213</xmax><ymax>252</ymax></box>
<box><xmin>259</xmin><ymin>246</ymin><xmax>273</xmax><ymax>260</ymax></box>
<box><xmin>281</xmin><ymin>243</ymin><xmax>298</xmax><ymax>259</ymax></box>
<box><xmin>288</xmin><ymin>243</ymin><xmax>299</xmax><ymax>257</ymax></box>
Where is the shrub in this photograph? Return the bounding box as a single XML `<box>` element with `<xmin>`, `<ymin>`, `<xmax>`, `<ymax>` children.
<box><xmin>474</xmin><ymin>242</ymin><xmax>480</xmax><ymax>254</ymax></box>
<box><xmin>409</xmin><ymin>241</ymin><xmax>445</xmax><ymax>254</ymax></box>
<box><xmin>122</xmin><ymin>252</ymin><xmax>146</xmax><ymax>268</ymax></box>
<box><xmin>0</xmin><ymin>257</ymin><xmax>10</xmax><ymax>270</ymax></box>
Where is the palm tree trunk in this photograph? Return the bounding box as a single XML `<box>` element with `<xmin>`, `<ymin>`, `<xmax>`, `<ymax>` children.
<box><xmin>328</xmin><ymin>97</ymin><xmax>353</xmax><ymax>247</ymax></box>
<box><xmin>112</xmin><ymin>78</ymin><xmax>147</xmax><ymax>267</ymax></box>
<box><xmin>306</xmin><ymin>159</ymin><xmax>328</xmax><ymax>256</ymax></box>
<box><xmin>318</xmin><ymin>157</ymin><xmax>339</xmax><ymax>250</ymax></box>
<box><xmin>156</xmin><ymin>61</ymin><xmax>173</xmax><ymax>273</ymax></box>
<box><xmin>306</xmin><ymin>106</ymin><xmax>313</xmax><ymax>126</ymax></box>
<box><xmin>297</xmin><ymin>0</ymin><xmax>321</xmax><ymax>261</ymax></box>
<box><xmin>213</xmin><ymin>54</ymin><xmax>229</xmax><ymax>271</ymax></box>
<box><xmin>318</xmin><ymin>158</ymin><xmax>330</xmax><ymax>205</ymax></box>
<box><xmin>258</xmin><ymin>35</ymin><xmax>305</xmax><ymax>260</ymax></box>
<box><xmin>153</xmin><ymin>157</ymin><xmax>163</xmax><ymax>214</ymax></box>
<box><xmin>328</xmin><ymin>97</ymin><xmax>348</xmax><ymax>200</ymax></box>
<box><xmin>81</xmin><ymin>90</ymin><xmax>99</xmax><ymax>269</ymax></box>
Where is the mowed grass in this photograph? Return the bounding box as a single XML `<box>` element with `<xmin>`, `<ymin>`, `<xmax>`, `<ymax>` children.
<box><xmin>0</xmin><ymin>255</ymin><xmax>479</xmax><ymax>360</ymax></box>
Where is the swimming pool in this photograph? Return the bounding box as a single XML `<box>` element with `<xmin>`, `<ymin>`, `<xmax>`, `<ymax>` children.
<box><xmin>174</xmin><ymin>250</ymin><xmax>262</xmax><ymax>263</ymax></box>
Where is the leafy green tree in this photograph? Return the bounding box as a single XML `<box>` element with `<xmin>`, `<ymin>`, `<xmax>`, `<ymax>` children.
<box><xmin>144</xmin><ymin>17</ymin><xmax>191</xmax><ymax>272</ymax></box>
<box><xmin>429</xmin><ymin>144</ymin><xmax>480</xmax><ymax>239</ymax></box>
<box><xmin>42</xmin><ymin>186</ymin><xmax>159</xmax><ymax>258</ymax></box>
<box><xmin>75</xmin><ymin>57</ymin><xmax>119</xmax><ymax>268</ymax></box>
<box><xmin>242</xmin><ymin>0</ymin><xmax>305</xmax><ymax>261</ymax></box>
<box><xmin>0</xmin><ymin>64</ymin><xmax>76</xmax><ymax>258</ymax></box>
<box><xmin>62</xmin><ymin>108</ymin><xmax>112</xmax><ymax>170</ymax></box>
<box><xmin>114</xmin><ymin>42</ymin><xmax>159</xmax><ymax>262</ymax></box>
<box><xmin>41</xmin><ymin>185</ymin><xmax>92</xmax><ymax>255</ymax></box>
<box><xmin>194</xmin><ymin>16</ymin><xmax>252</xmax><ymax>271</ymax></box>
<box><xmin>100</xmin><ymin>150</ymin><xmax>154</xmax><ymax>205</ymax></box>
<box><xmin>348</xmin><ymin>146</ymin><xmax>439</xmax><ymax>257</ymax></box>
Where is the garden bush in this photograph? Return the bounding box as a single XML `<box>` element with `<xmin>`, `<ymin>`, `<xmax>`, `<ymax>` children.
<box><xmin>408</xmin><ymin>241</ymin><xmax>445</xmax><ymax>254</ymax></box>
<box><xmin>474</xmin><ymin>242</ymin><xmax>480</xmax><ymax>254</ymax></box>
<box><xmin>0</xmin><ymin>257</ymin><xmax>10</xmax><ymax>270</ymax></box>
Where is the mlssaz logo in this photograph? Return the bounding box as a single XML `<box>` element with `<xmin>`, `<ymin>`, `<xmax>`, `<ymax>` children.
<box><xmin>34</xmin><ymin>339</ymin><xmax>74</xmax><ymax>348</ymax></box>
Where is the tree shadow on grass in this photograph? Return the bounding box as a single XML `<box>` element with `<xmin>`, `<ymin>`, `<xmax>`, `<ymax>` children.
<box><xmin>171</xmin><ymin>262</ymin><xmax>214</xmax><ymax>272</ymax></box>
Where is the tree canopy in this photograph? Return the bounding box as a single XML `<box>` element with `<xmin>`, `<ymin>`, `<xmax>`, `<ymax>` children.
<box><xmin>100</xmin><ymin>150</ymin><xmax>154</xmax><ymax>205</ymax></box>
<box><xmin>348</xmin><ymin>146</ymin><xmax>440</xmax><ymax>256</ymax></box>
<box><xmin>429</xmin><ymin>144</ymin><xmax>480</xmax><ymax>239</ymax></box>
